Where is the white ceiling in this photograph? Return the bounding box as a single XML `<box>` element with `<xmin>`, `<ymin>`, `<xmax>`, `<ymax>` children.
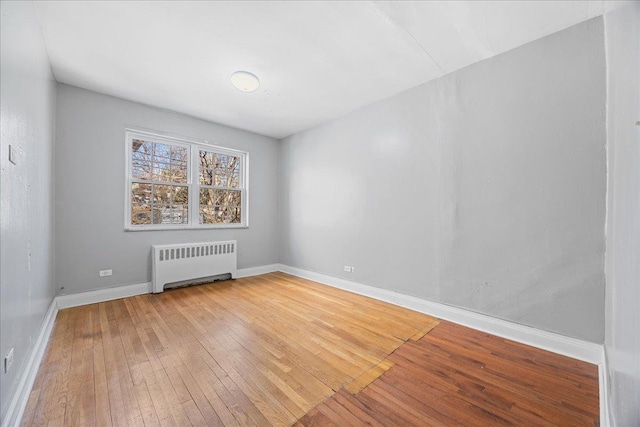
<box><xmin>35</xmin><ymin>1</ymin><xmax>615</xmax><ymax>139</ymax></box>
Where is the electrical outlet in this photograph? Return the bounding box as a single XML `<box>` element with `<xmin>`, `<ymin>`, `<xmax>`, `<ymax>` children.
<box><xmin>343</xmin><ymin>266</ymin><xmax>354</xmax><ymax>273</ymax></box>
<box><xmin>99</xmin><ymin>269</ymin><xmax>113</xmax><ymax>277</ymax></box>
<box><xmin>4</xmin><ymin>348</ymin><xmax>14</xmax><ymax>373</ymax></box>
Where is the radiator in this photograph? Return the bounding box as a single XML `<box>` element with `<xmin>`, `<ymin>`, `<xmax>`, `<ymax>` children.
<box><xmin>151</xmin><ymin>240</ymin><xmax>237</xmax><ymax>293</ymax></box>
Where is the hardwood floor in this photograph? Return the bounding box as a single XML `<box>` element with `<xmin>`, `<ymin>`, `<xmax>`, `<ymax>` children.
<box><xmin>21</xmin><ymin>272</ymin><xmax>438</xmax><ymax>426</ymax></box>
<box><xmin>21</xmin><ymin>272</ymin><xmax>599</xmax><ymax>426</ymax></box>
<box><xmin>296</xmin><ymin>321</ymin><xmax>600</xmax><ymax>427</ymax></box>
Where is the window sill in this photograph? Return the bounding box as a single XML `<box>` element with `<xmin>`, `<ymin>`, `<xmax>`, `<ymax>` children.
<box><xmin>125</xmin><ymin>224</ymin><xmax>249</xmax><ymax>232</ymax></box>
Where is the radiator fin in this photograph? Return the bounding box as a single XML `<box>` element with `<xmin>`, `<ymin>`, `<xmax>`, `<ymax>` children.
<box><xmin>157</xmin><ymin>242</ymin><xmax>235</xmax><ymax>263</ymax></box>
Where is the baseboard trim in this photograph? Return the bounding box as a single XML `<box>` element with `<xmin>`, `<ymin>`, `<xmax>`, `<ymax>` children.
<box><xmin>1</xmin><ymin>298</ymin><xmax>58</xmax><ymax>427</ymax></box>
<box><xmin>9</xmin><ymin>265</ymin><xmax>607</xmax><ymax>426</ymax></box>
<box><xmin>54</xmin><ymin>264</ymin><xmax>281</xmax><ymax>309</ymax></box>
<box><xmin>236</xmin><ymin>263</ymin><xmax>280</xmax><ymax>278</ymax></box>
<box><xmin>56</xmin><ymin>282</ymin><xmax>151</xmax><ymax>309</ymax></box>
<box><xmin>599</xmin><ymin>348</ymin><xmax>612</xmax><ymax>427</ymax></box>
<box><xmin>278</xmin><ymin>264</ymin><xmax>609</xmax><ymax>425</ymax></box>
<box><xmin>277</xmin><ymin>264</ymin><xmax>604</xmax><ymax>365</ymax></box>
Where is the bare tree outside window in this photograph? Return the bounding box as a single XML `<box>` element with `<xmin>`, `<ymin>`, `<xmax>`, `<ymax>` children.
<box><xmin>126</xmin><ymin>131</ymin><xmax>248</xmax><ymax>229</ymax></box>
<box><xmin>199</xmin><ymin>150</ymin><xmax>242</xmax><ymax>224</ymax></box>
<box><xmin>131</xmin><ymin>139</ymin><xmax>189</xmax><ymax>225</ymax></box>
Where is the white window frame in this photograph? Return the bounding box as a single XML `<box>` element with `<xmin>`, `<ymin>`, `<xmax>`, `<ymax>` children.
<box><xmin>124</xmin><ymin>128</ymin><xmax>249</xmax><ymax>231</ymax></box>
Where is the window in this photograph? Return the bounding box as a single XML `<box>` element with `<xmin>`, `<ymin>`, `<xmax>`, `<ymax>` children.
<box><xmin>125</xmin><ymin>129</ymin><xmax>248</xmax><ymax>230</ymax></box>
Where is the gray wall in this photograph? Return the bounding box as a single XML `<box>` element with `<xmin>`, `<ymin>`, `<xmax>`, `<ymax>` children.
<box><xmin>604</xmin><ymin>3</ymin><xmax>640</xmax><ymax>425</ymax></box>
<box><xmin>55</xmin><ymin>84</ymin><xmax>279</xmax><ymax>295</ymax></box>
<box><xmin>0</xmin><ymin>1</ymin><xmax>57</xmax><ymax>421</ymax></box>
<box><xmin>280</xmin><ymin>18</ymin><xmax>606</xmax><ymax>343</ymax></box>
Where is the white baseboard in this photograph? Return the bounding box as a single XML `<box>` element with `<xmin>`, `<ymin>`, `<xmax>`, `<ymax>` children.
<box><xmin>277</xmin><ymin>264</ymin><xmax>604</xmax><ymax>365</ymax></box>
<box><xmin>236</xmin><ymin>263</ymin><xmax>280</xmax><ymax>278</ymax></box>
<box><xmin>54</xmin><ymin>264</ymin><xmax>281</xmax><ymax>310</ymax></box>
<box><xmin>599</xmin><ymin>348</ymin><xmax>612</xmax><ymax>427</ymax></box>
<box><xmin>8</xmin><ymin>265</ymin><xmax>609</xmax><ymax>427</ymax></box>
<box><xmin>56</xmin><ymin>264</ymin><xmax>280</xmax><ymax>309</ymax></box>
<box><xmin>278</xmin><ymin>264</ymin><xmax>609</xmax><ymax>426</ymax></box>
<box><xmin>56</xmin><ymin>282</ymin><xmax>151</xmax><ymax>309</ymax></box>
<box><xmin>1</xmin><ymin>298</ymin><xmax>58</xmax><ymax>427</ymax></box>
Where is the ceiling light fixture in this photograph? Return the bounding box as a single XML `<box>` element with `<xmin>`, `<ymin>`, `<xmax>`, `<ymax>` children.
<box><xmin>231</xmin><ymin>71</ymin><xmax>260</xmax><ymax>92</ymax></box>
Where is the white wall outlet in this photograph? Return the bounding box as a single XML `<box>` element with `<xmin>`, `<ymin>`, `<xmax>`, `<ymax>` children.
<box><xmin>99</xmin><ymin>269</ymin><xmax>113</xmax><ymax>277</ymax></box>
<box><xmin>343</xmin><ymin>266</ymin><xmax>354</xmax><ymax>273</ymax></box>
<box><xmin>4</xmin><ymin>348</ymin><xmax>14</xmax><ymax>373</ymax></box>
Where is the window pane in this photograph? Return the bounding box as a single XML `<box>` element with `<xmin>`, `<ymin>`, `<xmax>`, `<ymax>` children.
<box><xmin>152</xmin><ymin>203</ymin><xmax>188</xmax><ymax>225</ymax></box>
<box><xmin>199</xmin><ymin>189</ymin><xmax>241</xmax><ymax>224</ymax></box>
<box><xmin>230</xmin><ymin>172</ymin><xmax>240</xmax><ymax>188</ymax></box>
<box><xmin>153</xmin><ymin>184</ymin><xmax>173</xmax><ymax>205</ymax></box>
<box><xmin>229</xmin><ymin>206</ymin><xmax>241</xmax><ymax>223</ymax></box>
<box><xmin>128</xmin><ymin>131</ymin><xmax>246</xmax><ymax>229</ymax></box>
<box><xmin>131</xmin><ymin>139</ymin><xmax>153</xmax><ymax>180</ymax></box>
<box><xmin>131</xmin><ymin>183</ymin><xmax>152</xmax><ymax>224</ymax></box>
<box><xmin>132</xmin><ymin>139</ymin><xmax>188</xmax><ymax>184</ymax></box>
<box><xmin>141</xmin><ymin>184</ymin><xmax>189</xmax><ymax>225</ymax></box>
<box><xmin>199</xmin><ymin>205</ymin><xmax>241</xmax><ymax>224</ymax></box>
<box><xmin>199</xmin><ymin>151</ymin><xmax>216</xmax><ymax>185</ymax></box>
<box><xmin>152</xmin><ymin>143</ymin><xmax>169</xmax><ymax>181</ymax></box>
<box><xmin>199</xmin><ymin>189</ymin><xmax>241</xmax><ymax>207</ymax></box>
<box><xmin>199</xmin><ymin>150</ymin><xmax>240</xmax><ymax>187</ymax></box>
<box><xmin>153</xmin><ymin>143</ymin><xmax>189</xmax><ymax>183</ymax></box>
<box><xmin>169</xmin><ymin>145</ymin><xmax>188</xmax><ymax>183</ymax></box>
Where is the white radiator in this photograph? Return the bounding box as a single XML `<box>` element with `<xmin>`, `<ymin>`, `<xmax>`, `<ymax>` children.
<box><xmin>151</xmin><ymin>240</ymin><xmax>237</xmax><ymax>293</ymax></box>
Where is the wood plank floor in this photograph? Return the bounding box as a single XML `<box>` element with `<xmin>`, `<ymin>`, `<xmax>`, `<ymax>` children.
<box><xmin>21</xmin><ymin>272</ymin><xmax>438</xmax><ymax>426</ymax></box>
<box><xmin>296</xmin><ymin>321</ymin><xmax>600</xmax><ymax>427</ymax></box>
<box><xmin>22</xmin><ymin>272</ymin><xmax>599</xmax><ymax>426</ymax></box>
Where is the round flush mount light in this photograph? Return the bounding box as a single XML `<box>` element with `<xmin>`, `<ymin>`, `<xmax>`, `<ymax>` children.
<box><xmin>231</xmin><ymin>71</ymin><xmax>260</xmax><ymax>92</ymax></box>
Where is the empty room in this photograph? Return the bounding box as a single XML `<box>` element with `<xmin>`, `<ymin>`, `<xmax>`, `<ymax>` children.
<box><xmin>1</xmin><ymin>1</ymin><xmax>638</xmax><ymax>426</ymax></box>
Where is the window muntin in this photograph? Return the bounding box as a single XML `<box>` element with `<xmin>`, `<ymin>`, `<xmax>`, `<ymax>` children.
<box><xmin>126</xmin><ymin>130</ymin><xmax>248</xmax><ymax>230</ymax></box>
